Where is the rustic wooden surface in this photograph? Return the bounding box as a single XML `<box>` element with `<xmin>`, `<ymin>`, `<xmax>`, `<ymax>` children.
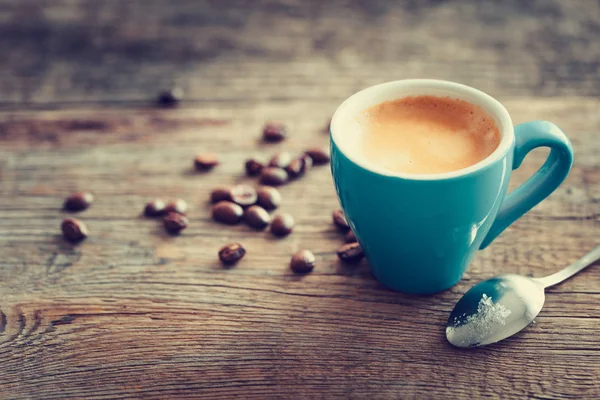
<box><xmin>1</xmin><ymin>1</ymin><xmax>599</xmax><ymax>399</ymax></box>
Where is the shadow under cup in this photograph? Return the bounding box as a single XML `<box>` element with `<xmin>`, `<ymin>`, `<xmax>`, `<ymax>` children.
<box><xmin>330</xmin><ymin>80</ymin><xmax>516</xmax><ymax>294</ymax></box>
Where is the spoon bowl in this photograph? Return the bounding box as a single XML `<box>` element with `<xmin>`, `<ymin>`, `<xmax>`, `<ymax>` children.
<box><xmin>446</xmin><ymin>275</ymin><xmax>545</xmax><ymax>347</ymax></box>
<box><xmin>446</xmin><ymin>246</ymin><xmax>600</xmax><ymax>348</ymax></box>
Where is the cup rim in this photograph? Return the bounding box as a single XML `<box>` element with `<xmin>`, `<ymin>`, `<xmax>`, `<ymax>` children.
<box><xmin>330</xmin><ymin>79</ymin><xmax>514</xmax><ymax>181</ymax></box>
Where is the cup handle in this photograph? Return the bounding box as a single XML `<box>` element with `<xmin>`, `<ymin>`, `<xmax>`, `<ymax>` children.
<box><xmin>480</xmin><ymin>121</ymin><xmax>574</xmax><ymax>249</ymax></box>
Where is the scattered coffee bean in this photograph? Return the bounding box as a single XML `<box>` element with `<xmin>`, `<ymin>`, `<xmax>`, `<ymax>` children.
<box><xmin>210</xmin><ymin>186</ymin><xmax>231</xmax><ymax>204</ymax></box>
<box><xmin>64</xmin><ymin>192</ymin><xmax>93</xmax><ymax>212</ymax></box>
<box><xmin>268</xmin><ymin>152</ymin><xmax>292</xmax><ymax>169</ymax></box>
<box><xmin>270</xmin><ymin>213</ymin><xmax>294</xmax><ymax>237</ymax></box>
<box><xmin>219</xmin><ymin>243</ymin><xmax>246</xmax><ymax>265</ymax></box>
<box><xmin>336</xmin><ymin>242</ymin><xmax>364</xmax><ymax>263</ymax></box>
<box><xmin>164</xmin><ymin>212</ymin><xmax>188</xmax><ymax>235</ymax></box>
<box><xmin>244</xmin><ymin>205</ymin><xmax>271</xmax><ymax>230</ymax></box>
<box><xmin>332</xmin><ymin>209</ymin><xmax>350</xmax><ymax>231</ymax></box>
<box><xmin>245</xmin><ymin>158</ymin><xmax>264</xmax><ymax>176</ymax></box>
<box><xmin>260</xmin><ymin>167</ymin><xmax>288</xmax><ymax>186</ymax></box>
<box><xmin>229</xmin><ymin>185</ymin><xmax>257</xmax><ymax>207</ymax></box>
<box><xmin>212</xmin><ymin>201</ymin><xmax>244</xmax><ymax>224</ymax></box>
<box><xmin>61</xmin><ymin>218</ymin><xmax>88</xmax><ymax>242</ymax></box>
<box><xmin>286</xmin><ymin>159</ymin><xmax>303</xmax><ymax>179</ymax></box>
<box><xmin>286</xmin><ymin>154</ymin><xmax>312</xmax><ymax>179</ymax></box>
<box><xmin>157</xmin><ymin>86</ymin><xmax>183</xmax><ymax>107</ymax></box>
<box><xmin>194</xmin><ymin>153</ymin><xmax>219</xmax><ymax>171</ymax></box>
<box><xmin>256</xmin><ymin>186</ymin><xmax>281</xmax><ymax>210</ymax></box>
<box><xmin>144</xmin><ymin>199</ymin><xmax>166</xmax><ymax>217</ymax></box>
<box><xmin>344</xmin><ymin>230</ymin><xmax>357</xmax><ymax>243</ymax></box>
<box><xmin>300</xmin><ymin>153</ymin><xmax>313</xmax><ymax>170</ymax></box>
<box><xmin>305</xmin><ymin>147</ymin><xmax>330</xmax><ymax>165</ymax></box>
<box><xmin>290</xmin><ymin>250</ymin><xmax>316</xmax><ymax>273</ymax></box>
<box><xmin>165</xmin><ymin>199</ymin><xmax>188</xmax><ymax>215</ymax></box>
<box><xmin>262</xmin><ymin>122</ymin><xmax>287</xmax><ymax>142</ymax></box>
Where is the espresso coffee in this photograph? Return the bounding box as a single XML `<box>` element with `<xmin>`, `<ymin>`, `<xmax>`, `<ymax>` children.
<box><xmin>351</xmin><ymin>95</ymin><xmax>501</xmax><ymax>174</ymax></box>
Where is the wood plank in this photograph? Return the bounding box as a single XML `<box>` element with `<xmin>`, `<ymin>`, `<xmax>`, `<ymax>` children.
<box><xmin>0</xmin><ymin>97</ymin><xmax>598</xmax><ymax>398</ymax></box>
<box><xmin>0</xmin><ymin>0</ymin><xmax>599</xmax><ymax>107</ymax></box>
<box><xmin>1</xmin><ymin>0</ymin><xmax>599</xmax><ymax>398</ymax></box>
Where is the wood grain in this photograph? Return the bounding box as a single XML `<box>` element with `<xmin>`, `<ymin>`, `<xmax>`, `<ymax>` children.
<box><xmin>1</xmin><ymin>0</ymin><xmax>599</xmax><ymax>108</ymax></box>
<box><xmin>0</xmin><ymin>0</ymin><xmax>599</xmax><ymax>399</ymax></box>
<box><xmin>1</xmin><ymin>98</ymin><xmax>599</xmax><ymax>399</ymax></box>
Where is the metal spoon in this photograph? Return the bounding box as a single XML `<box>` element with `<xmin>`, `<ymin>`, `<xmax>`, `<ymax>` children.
<box><xmin>446</xmin><ymin>245</ymin><xmax>600</xmax><ymax>348</ymax></box>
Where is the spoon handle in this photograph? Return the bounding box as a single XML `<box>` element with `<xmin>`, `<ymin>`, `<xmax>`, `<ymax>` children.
<box><xmin>537</xmin><ymin>245</ymin><xmax>600</xmax><ymax>288</ymax></box>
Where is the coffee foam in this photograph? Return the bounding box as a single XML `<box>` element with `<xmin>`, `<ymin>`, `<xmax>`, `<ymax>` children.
<box><xmin>350</xmin><ymin>96</ymin><xmax>501</xmax><ymax>175</ymax></box>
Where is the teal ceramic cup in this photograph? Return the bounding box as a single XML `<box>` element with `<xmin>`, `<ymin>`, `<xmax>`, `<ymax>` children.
<box><xmin>330</xmin><ymin>80</ymin><xmax>573</xmax><ymax>294</ymax></box>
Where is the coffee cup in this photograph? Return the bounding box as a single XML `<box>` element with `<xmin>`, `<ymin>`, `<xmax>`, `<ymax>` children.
<box><xmin>330</xmin><ymin>79</ymin><xmax>573</xmax><ymax>294</ymax></box>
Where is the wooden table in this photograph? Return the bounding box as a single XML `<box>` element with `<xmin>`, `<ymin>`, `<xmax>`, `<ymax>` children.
<box><xmin>1</xmin><ymin>1</ymin><xmax>599</xmax><ymax>398</ymax></box>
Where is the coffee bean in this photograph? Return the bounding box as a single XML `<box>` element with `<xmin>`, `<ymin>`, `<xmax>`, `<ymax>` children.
<box><xmin>64</xmin><ymin>192</ymin><xmax>93</xmax><ymax>212</ymax></box>
<box><xmin>262</xmin><ymin>122</ymin><xmax>287</xmax><ymax>142</ymax></box>
<box><xmin>165</xmin><ymin>199</ymin><xmax>188</xmax><ymax>215</ymax></box>
<box><xmin>219</xmin><ymin>243</ymin><xmax>246</xmax><ymax>265</ymax></box>
<box><xmin>229</xmin><ymin>185</ymin><xmax>257</xmax><ymax>207</ymax></box>
<box><xmin>332</xmin><ymin>209</ymin><xmax>350</xmax><ymax>231</ymax></box>
<box><xmin>300</xmin><ymin>154</ymin><xmax>313</xmax><ymax>170</ymax></box>
<box><xmin>344</xmin><ymin>230</ymin><xmax>357</xmax><ymax>243</ymax></box>
<box><xmin>286</xmin><ymin>154</ymin><xmax>312</xmax><ymax>179</ymax></box>
<box><xmin>260</xmin><ymin>167</ymin><xmax>288</xmax><ymax>186</ymax></box>
<box><xmin>164</xmin><ymin>212</ymin><xmax>188</xmax><ymax>235</ymax></box>
<box><xmin>212</xmin><ymin>201</ymin><xmax>244</xmax><ymax>224</ymax></box>
<box><xmin>210</xmin><ymin>186</ymin><xmax>231</xmax><ymax>203</ymax></box>
<box><xmin>244</xmin><ymin>205</ymin><xmax>271</xmax><ymax>230</ymax></box>
<box><xmin>245</xmin><ymin>159</ymin><xmax>264</xmax><ymax>176</ymax></box>
<box><xmin>336</xmin><ymin>242</ymin><xmax>364</xmax><ymax>263</ymax></box>
<box><xmin>144</xmin><ymin>199</ymin><xmax>166</xmax><ymax>217</ymax></box>
<box><xmin>157</xmin><ymin>86</ymin><xmax>183</xmax><ymax>107</ymax></box>
<box><xmin>194</xmin><ymin>153</ymin><xmax>219</xmax><ymax>171</ymax></box>
<box><xmin>286</xmin><ymin>159</ymin><xmax>303</xmax><ymax>179</ymax></box>
<box><xmin>61</xmin><ymin>218</ymin><xmax>88</xmax><ymax>242</ymax></box>
<box><xmin>256</xmin><ymin>186</ymin><xmax>281</xmax><ymax>210</ymax></box>
<box><xmin>290</xmin><ymin>250</ymin><xmax>315</xmax><ymax>273</ymax></box>
<box><xmin>270</xmin><ymin>213</ymin><xmax>294</xmax><ymax>237</ymax></box>
<box><xmin>305</xmin><ymin>148</ymin><xmax>330</xmax><ymax>165</ymax></box>
<box><xmin>268</xmin><ymin>152</ymin><xmax>292</xmax><ymax>169</ymax></box>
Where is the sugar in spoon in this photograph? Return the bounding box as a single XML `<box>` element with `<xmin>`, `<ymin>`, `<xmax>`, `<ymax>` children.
<box><xmin>446</xmin><ymin>245</ymin><xmax>600</xmax><ymax>348</ymax></box>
